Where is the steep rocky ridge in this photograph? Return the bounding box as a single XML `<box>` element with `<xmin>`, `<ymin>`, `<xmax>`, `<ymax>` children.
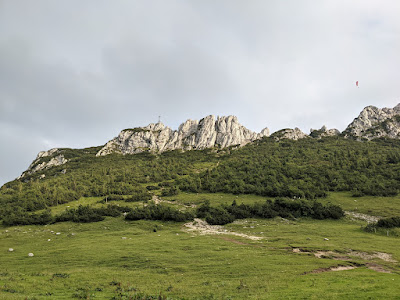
<box><xmin>17</xmin><ymin>104</ymin><xmax>400</xmax><ymax>179</ymax></box>
<box><xmin>310</xmin><ymin>126</ymin><xmax>340</xmax><ymax>139</ymax></box>
<box><xmin>344</xmin><ymin>104</ymin><xmax>400</xmax><ymax>140</ymax></box>
<box><xmin>18</xmin><ymin>148</ymin><xmax>68</xmax><ymax>179</ymax></box>
<box><xmin>270</xmin><ymin>128</ymin><xmax>308</xmax><ymax>141</ymax></box>
<box><xmin>96</xmin><ymin>115</ymin><xmax>270</xmax><ymax>156</ymax></box>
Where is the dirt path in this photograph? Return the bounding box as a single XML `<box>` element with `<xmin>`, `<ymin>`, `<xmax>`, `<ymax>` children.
<box><xmin>183</xmin><ymin>218</ymin><xmax>263</xmax><ymax>241</ymax></box>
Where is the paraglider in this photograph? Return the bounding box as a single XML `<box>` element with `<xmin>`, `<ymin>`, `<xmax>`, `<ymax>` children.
<box><xmin>356</xmin><ymin>81</ymin><xmax>359</xmax><ymax>88</ymax></box>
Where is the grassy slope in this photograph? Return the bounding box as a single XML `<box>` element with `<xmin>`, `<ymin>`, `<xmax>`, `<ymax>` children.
<box><xmin>1</xmin><ymin>192</ymin><xmax>400</xmax><ymax>299</ymax></box>
<box><xmin>321</xmin><ymin>192</ymin><xmax>400</xmax><ymax>217</ymax></box>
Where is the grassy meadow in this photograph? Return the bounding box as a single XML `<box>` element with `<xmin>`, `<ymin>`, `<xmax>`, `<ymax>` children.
<box><xmin>1</xmin><ymin>192</ymin><xmax>400</xmax><ymax>299</ymax></box>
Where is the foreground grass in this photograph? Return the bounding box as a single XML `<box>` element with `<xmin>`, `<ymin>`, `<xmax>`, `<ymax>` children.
<box><xmin>1</xmin><ymin>193</ymin><xmax>400</xmax><ymax>299</ymax></box>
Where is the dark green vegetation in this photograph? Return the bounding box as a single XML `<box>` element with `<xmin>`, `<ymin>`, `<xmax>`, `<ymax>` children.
<box><xmin>177</xmin><ymin>137</ymin><xmax>400</xmax><ymax>198</ymax></box>
<box><xmin>197</xmin><ymin>199</ymin><xmax>344</xmax><ymax>225</ymax></box>
<box><xmin>364</xmin><ymin>216</ymin><xmax>400</xmax><ymax>235</ymax></box>
<box><xmin>2</xmin><ymin>136</ymin><xmax>400</xmax><ymax>224</ymax></box>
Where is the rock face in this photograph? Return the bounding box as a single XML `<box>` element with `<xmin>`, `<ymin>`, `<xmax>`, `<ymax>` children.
<box><xmin>96</xmin><ymin>115</ymin><xmax>269</xmax><ymax>156</ymax></box>
<box><xmin>343</xmin><ymin>104</ymin><xmax>400</xmax><ymax>140</ymax></box>
<box><xmin>310</xmin><ymin>126</ymin><xmax>340</xmax><ymax>138</ymax></box>
<box><xmin>271</xmin><ymin>128</ymin><xmax>308</xmax><ymax>141</ymax></box>
<box><xmin>18</xmin><ymin>148</ymin><xmax>68</xmax><ymax>179</ymax></box>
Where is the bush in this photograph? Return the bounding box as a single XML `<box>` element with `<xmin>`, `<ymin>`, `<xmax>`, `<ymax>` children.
<box><xmin>125</xmin><ymin>204</ymin><xmax>194</xmax><ymax>222</ymax></box>
<box><xmin>56</xmin><ymin>205</ymin><xmax>105</xmax><ymax>223</ymax></box>
<box><xmin>161</xmin><ymin>186</ymin><xmax>180</xmax><ymax>197</ymax></box>
<box><xmin>99</xmin><ymin>194</ymin><xmax>125</xmax><ymax>203</ymax></box>
<box><xmin>2</xmin><ymin>209</ymin><xmax>54</xmax><ymax>226</ymax></box>
<box><xmin>125</xmin><ymin>188</ymin><xmax>152</xmax><ymax>202</ymax></box>
<box><xmin>205</xmin><ymin>207</ymin><xmax>235</xmax><ymax>225</ymax></box>
<box><xmin>196</xmin><ymin>198</ymin><xmax>344</xmax><ymax>226</ymax></box>
<box><xmin>376</xmin><ymin>216</ymin><xmax>400</xmax><ymax>228</ymax></box>
<box><xmin>95</xmin><ymin>204</ymin><xmax>132</xmax><ymax>217</ymax></box>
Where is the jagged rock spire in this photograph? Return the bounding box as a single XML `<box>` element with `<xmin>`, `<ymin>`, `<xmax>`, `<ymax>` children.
<box><xmin>96</xmin><ymin>115</ymin><xmax>270</xmax><ymax>156</ymax></box>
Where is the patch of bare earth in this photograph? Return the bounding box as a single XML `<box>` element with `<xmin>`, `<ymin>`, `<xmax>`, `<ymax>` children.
<box><xmin>365</xmin><ymin>263</ymin><xmax>392</xmax><ymax>273</ymax></box>
<box><xmin>345</xmin><ymin>211</ymin><xmax>380</xmax><ymax>223</ymax></box>
<box><xmin>183</xmin><ymin>218</ymin><xmax>263</xmax><ymax>241</ymax></box>
<box><xmin>293</xmin><ymin>248</ymin><xmax>396</xmax><ymax>273</ymax></box>
<box><xmin>152</xmin><ymin>195</ymin><xmax>197</xmax><ymax>208</ymax></box>
<box><xmin>303</xmin><ymin>265</ymin><xmax>357</xmax><ymax>274</ymax></box>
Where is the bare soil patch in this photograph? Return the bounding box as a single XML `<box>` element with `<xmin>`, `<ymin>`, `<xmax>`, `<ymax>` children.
<box><xmin>345</xmin><ymin>211</ymin><xmax>380</xmax><ymax>223</ymax></box>
<box><xmin>292</xmin><ymin>248</ymin><xmax>397</xmax><ymax>263</ymax></box>
<box><xmin>365</xmin><ymin>263</ymin><xmax>392</xmax><ymax>273</ymax></box>
<box><xmin>183</xmin><ymin>218</ymin><xmax>263</xmax><ymax>241</ymax></box>
<box><xmin>302</xmin><ymin>265</ymin><xmax>356</xmax><ymax>274</ymax></box>
<box><xmin>293</xmin><ymin>248</ymin><xmax>396</xmax><ymax>274</ymax></box>
<box><xmin>153</xmin><ymin>195</ymin><xmax>197</xmax><ymax>208</ymax></box>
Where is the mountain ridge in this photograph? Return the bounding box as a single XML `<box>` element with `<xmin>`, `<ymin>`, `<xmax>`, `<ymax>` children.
<box><xmin>17</xmin><ymin>103</ymin><xmax>400</xmax><ymax>179</ymax></box>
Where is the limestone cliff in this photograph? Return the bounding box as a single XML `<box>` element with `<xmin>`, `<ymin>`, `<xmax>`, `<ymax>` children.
<box><xmin>310</xmin><ymin>126</ymin><xmax>340</xmax><ymax>139</ymax></box>
<box><xmin>343</xmin><ymin>104</ymin><xmax>400</xmax><ymax>140</ymax></box>
<box><xmin>270</xmin><ymin>128</ymin><xmax>308</xmax><ymax>141</ymax></box>
<box><xmin>96</xmin><ymin>115</ymin><xmax>270</xmax><ymax>156</ymax></box>
<box><xmin>18</xmin><ymin>148</ymin><xmax>68</xmax><ymax>179</ymax></box>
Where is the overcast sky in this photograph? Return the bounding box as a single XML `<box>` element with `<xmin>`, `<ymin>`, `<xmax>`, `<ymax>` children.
<box><xmin>1</xmin><ymin>0</ymin><xmax>400</xmax><ymax>186</ymax></box>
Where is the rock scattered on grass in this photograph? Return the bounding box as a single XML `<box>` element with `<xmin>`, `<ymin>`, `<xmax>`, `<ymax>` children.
<box><xmin>8</xmin><ymin>248</ymin><xmax>14</xmax><ymax>252</ymax></box>
<box><xmin>28</xmin><ymin>253</ymin><xmax>34</xmax><ymax>257</ymax></box>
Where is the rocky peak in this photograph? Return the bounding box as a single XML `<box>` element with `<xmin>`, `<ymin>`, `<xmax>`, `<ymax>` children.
<box><xmin>271</xmin><ymin>128</ymin><xmax>308</xmax><ymax>141</ymax></box>
<box><xmin>18</xmin><ymin>148</ymin><xmax>68</xmax><ymax>179</ymax></box>
<box><xmin>343</xmin><ymin>103</ymin><xmax>400</xmax><ymax>140</ymax></box>
<box><xmin>144</xmin><ymin>122</ymin><xmax>166</xmax><ymax>131</ymax></box>
<box><xmin>96</xmin><ymin>115</ymin><xmax>270</xmax><ymax>156</ymax></box>
<box><xmin>310</xmin><ymin>126</ymin><xmax>340</xmax><ymax>138</ymax></box>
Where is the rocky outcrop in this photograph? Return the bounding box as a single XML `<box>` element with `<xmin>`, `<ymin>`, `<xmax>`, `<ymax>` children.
<box><xmin>96</xmin><ymin>115</ymin><xmax>269</xmax><ymax>156</ymax></box>
<box><xmin>18</xmin><ymin>148</ymin><xmax>68</xmax><ymax>179</ymax></box>
<box><xmin>310</xmin><ymin>126</ymin><xmax>340</xmax><ymax>138</ymax></box>
<box><xmin>271</xmin><ymin>128</ymin><xmax>308</xmax><ymax>141</ymax></box>
<box><xmin>343</xmin><ymin>104</ymin><xmax>400</xmax><ymax>140</ymax></box>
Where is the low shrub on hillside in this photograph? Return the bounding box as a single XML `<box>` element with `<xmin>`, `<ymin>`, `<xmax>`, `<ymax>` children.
<box><xmin>2</xmin><ymin>209</ymin><xmax>53</xmax><ymax>226</ymax></box>
<box><xmin>95</xmin><ymin>204</ymin><xmax>132</xmax><ymax>217</ymax></box>
<box><xmin>125</xmin><ymin>187</ymin><xmax>152</xmax><ymax>202</ymax></box>
<box><xmin>196</xmin><ymin>198</ymin><xmax>344</xmax><ymax>225</ymax></box>
<box><xmin>99</xmin><ymin>194</ymin><xmax>125</xmax><ymax>203</ymax></box>
<box><xmin>56</xmin><ymin>205</ymin><xmax>105</xmax><ymax>223</ymax></box>
<box><xmin>161</xmin><ymin>186</ymin><xmax>180</xmax><ymax>197</ymax></box>
<box><xmin>377</xmin><ymin>216</ymin><xmax>400</xmax><ymax>228</ymax></box>
<box><xmin>55</xmin><ymin>205</ymin><xmax>131</xmax><ymax>223</ymax></box>
<box><xmin>125</xmin><ymin>204</ymin><xmax>194</xmax><ymax>222</ymax></box>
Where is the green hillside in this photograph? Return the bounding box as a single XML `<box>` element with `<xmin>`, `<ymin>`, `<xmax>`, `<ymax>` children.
<box><xmin>1</xmin><ymin>136</ymin><xmax>400</xmax><ymax>221</ymax></box>
<box><xmin>1</xmin><ymin>136</ymin><xmax>400</xmax><ymax>298</ymax></box>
